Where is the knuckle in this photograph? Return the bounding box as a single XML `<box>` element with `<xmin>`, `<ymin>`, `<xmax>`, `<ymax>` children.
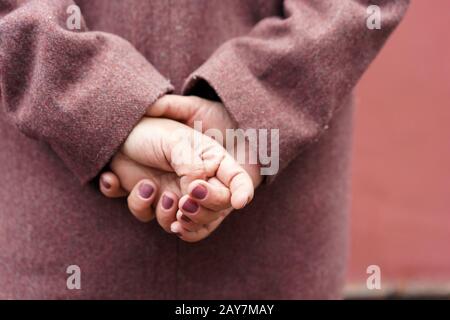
<box><xmin>207</xmin><ymin>196</ymin><xmax>230</xmax><ymax>210</ymax></box>
<box><xmin>192</xmin><ymin>212</ymin><xmax>218</xmax><ymax>225</ymax></box>
<box><xmin>190</xmin><ymin>215</ymin><xmax>210</xmax><ymax>225</ymax></box>
<box><xmin>127</xmin><ymin>197</ymin><xmax>146</xmax><ymax>213</ymax></box>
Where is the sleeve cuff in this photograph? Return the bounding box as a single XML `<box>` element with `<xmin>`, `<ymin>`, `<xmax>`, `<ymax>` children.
<box><xmin>52</xmin><ymin>62</ymin><xmax>174</xmax><ymax>184</ymax></box>
<box><xmin>181</xmin><ymin>48</ymin><xmax>312</xmax><ymax>184</ymax></box>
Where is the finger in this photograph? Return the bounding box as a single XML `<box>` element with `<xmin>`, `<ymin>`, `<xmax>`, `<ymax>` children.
<box><xmin>175</xmin><ymin>209</ymin><xmax>205</xmax><ymax>232</ymax></box>
<box><xmin>155</xmin><ymin>191</ymin><xmax>179</xmax><ymax>233</ymax></box>
<box><xmin>178</xmin><ymin>195</ymin><xmax>225</xmax><ymax>225</ymax></box>
<box><xmin>147</xmin><ymin>95</ymin><xmax>204</xmax><ymax>124</ymax></box>
<box><xmin>170</xmin><ymin>216</ymin><xmax>225</xmax><ymax>243</ymax></box>
<box><xmin>229</xmin><ymin>170</ymin><xmax>254</xmax><ymax>209</ymax></box>
<box><xmin>127</xmin><ymin>179</ymin><xmax>158</xmax><ymax>223</ymax></box>
<box><xmin>99</xmin><ymin>172</ymin><xmax>127</xmax><ymax>198</ymax></box>
<box><xmin>171</xmin><ymin>131</ymin><xmax>212</xmax><ymax>194</ymax></box>
<box><xmin>187</xmin><ymin>178</ymin><xmax>231</xmax><ymax>211</ymax></box>
<box><xmin>110</xmin><ymin>152</ymin><xmax>162</xmax><ymax>192</ymax></box>
<box><xmin>216</xmin><ymin>153</ymin><xmax>254</xmax><ymax>210</ymax></box>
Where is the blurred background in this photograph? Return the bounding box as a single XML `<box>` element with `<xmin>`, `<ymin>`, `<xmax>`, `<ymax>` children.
<box><xmin>346</xmin><ymin>0</ymin><xmax>450</xmax><ymax>298</ymax></box>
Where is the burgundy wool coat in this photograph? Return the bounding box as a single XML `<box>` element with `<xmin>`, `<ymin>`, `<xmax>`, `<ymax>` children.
<box><xmin>0</xmin><ymin>0</ymin><xmax>408</xmax><ymax>299</ymax></box>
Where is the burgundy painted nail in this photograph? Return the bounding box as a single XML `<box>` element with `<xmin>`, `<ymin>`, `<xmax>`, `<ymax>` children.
<box><xmin>101</xmin><ymin>177</ymin><xmax>111</xmax><ymax>189</ymax></box>
<box><xmin>138</xmin><ymin>183</ymin><xmax>154</xmax><ymax>199</ymax></box>
<box><xmin>191</xmin><ymin>184</ymin><xmax>207</xmax><ymax>199</ymax></box>
<box><xmin>181</xmin><ymin>214</ymin><xmax>192</xmax><ymax>223</ymax></box>
<box><xmin>162</xmin><ymin>195</ymin><xmax>174</xmax><ymax>210</ymax></box>
<box><xmin>182</xmin><ymin>199</ymin><xmax>199</xmax><ymax>213</ymax></box>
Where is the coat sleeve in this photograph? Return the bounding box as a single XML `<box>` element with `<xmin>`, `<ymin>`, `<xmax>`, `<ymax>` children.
<box><xmin>0</xmin><ymin>0</ymin><xmax>173</xmax><ymax>183</ymax></box>
<box><xmin>182</xmin><ymin>0</ymin><xmax>409</xmax><ymax>182</ymax></box>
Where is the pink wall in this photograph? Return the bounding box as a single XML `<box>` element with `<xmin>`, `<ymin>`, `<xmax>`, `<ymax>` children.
<box><xmin>349</xmin><ymin>0</ymin><xmax>450</xmax><ymax>283</ymax></box>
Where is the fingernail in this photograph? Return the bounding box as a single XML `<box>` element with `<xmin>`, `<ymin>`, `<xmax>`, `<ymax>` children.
<box><xmin>191</xmin><ymin>184</ymin><xmax>207</xmax><ymax>199</ymax></box>
<box><xmin>138</xmin><ymin>183</ymin><xmax>154</xmax><ymax>199</ymax></box>
<box><xmin>162</xmin><ymin>195</ymin><xmax>174</xmax><ymax>209</ymax></box>
<box><xmin>101</xmin><ymin>177</ymin><xmax>111</xmax><ymax>189</ymax></box>
<box><xmin>182</xmin><ymin>199</ymin><xmax>199</xmax><ymax>213</ymax></box>
<box><xmin>181</xmin><ymin>214</ymin><xmax>192</xmax><ymax>223</ymax></box>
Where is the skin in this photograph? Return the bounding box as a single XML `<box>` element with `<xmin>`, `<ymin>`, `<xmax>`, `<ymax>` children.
<box><xmin>100</xmin><ymin>95</ymin><xmax>263</xmax><ymax>242</ymax></box>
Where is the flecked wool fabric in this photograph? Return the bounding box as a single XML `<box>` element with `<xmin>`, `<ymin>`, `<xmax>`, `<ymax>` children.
<box><xmin>0</xmin><ymin>0</ymin><xmax>408</xmax><ymax>299</ymax></box>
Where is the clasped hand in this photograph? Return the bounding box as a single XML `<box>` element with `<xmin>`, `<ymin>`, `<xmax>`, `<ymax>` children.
<box><xmin>99</xmin><ymin>95</ymin><xmax>262</xmax><ymax>242</ymax></box>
